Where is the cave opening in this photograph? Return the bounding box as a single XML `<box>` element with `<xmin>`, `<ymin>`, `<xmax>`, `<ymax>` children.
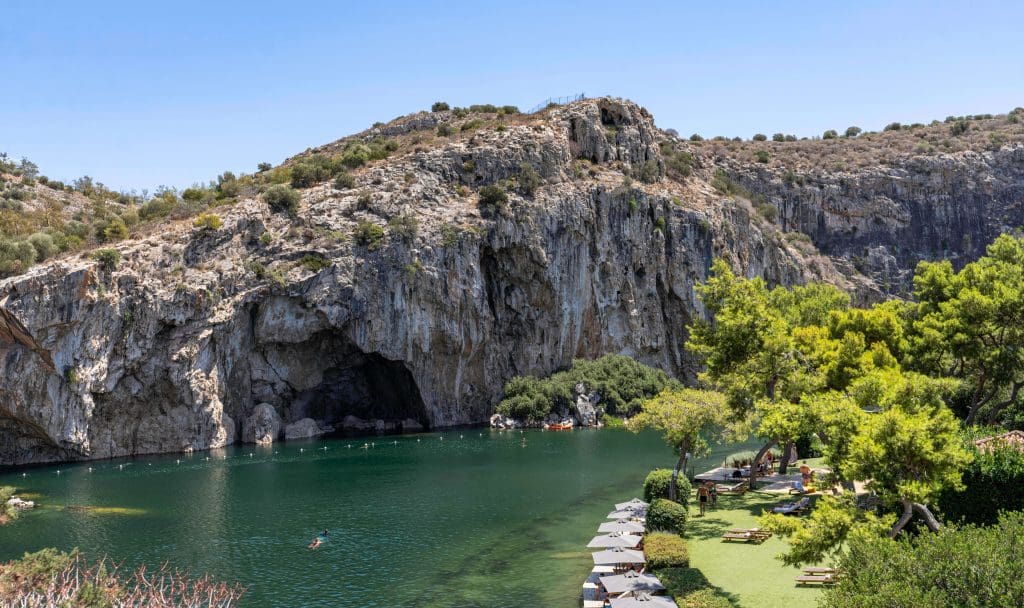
<box><xmin>252</xmin><ymin>323</ymin><xmax>429</xmax><ymax>434</ymax></box>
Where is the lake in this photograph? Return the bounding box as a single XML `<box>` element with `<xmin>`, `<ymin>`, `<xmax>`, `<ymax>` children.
<box><xmin>0</xmin><ymin>429</ymin><xmax>754</xmax><ymax>607</ymax></box>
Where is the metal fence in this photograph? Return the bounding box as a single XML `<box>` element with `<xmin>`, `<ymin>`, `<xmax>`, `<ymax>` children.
<box><xmin>527</xmin><ymin>93</ymin><xmax>587</xmax><ymax>114</ymax></box>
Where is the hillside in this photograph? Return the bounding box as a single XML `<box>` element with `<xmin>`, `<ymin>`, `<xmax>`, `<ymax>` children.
<box><xmin>0</xmin><ymin>98</ymin><xmax>1022</xmax><ymax>465</ymax></box>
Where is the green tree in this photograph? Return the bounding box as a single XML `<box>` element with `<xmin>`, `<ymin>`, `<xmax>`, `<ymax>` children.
<box><xmin>844</xmin><ymin>126</ymin><xmax>862</xmax><ymax>137</ymax></box>
<box><xmin>909</xmin><ymin>234</ymin><xmax>1024</xmax><ymax>424</ymax></box>
<box><xmin>627</xmin><ymin>389</ymin><xmax>727</xmax><ymax>500</ymax></box>
<box><xmin>263</xmin><ymin>185</ymin><xmax>300</xmax><ymax>215</ymax></box>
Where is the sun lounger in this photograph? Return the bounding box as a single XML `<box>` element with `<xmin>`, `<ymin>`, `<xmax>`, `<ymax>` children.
<box><xmin>716</xmin><ymin>480</ymin><xmax>748</xmax><ymax>494</ymax></box>
<box><xmin>802</xmin><ymin>566</ymin><xmax>836</xmax><ymax>575</ymax></box>
<box><xmin>795</xmin><ymin>574</ymin><xmax>837</xmax><ymax>586</ymax></box>
<box><xmin>773</xmin><ymin>497</ymin><xmax>811</xmax><ymax>515</ymax></box>
<box><xmin>722</xmin><ymin>528</ymin><xmax>771</xmax><ymax>543</ymax></box>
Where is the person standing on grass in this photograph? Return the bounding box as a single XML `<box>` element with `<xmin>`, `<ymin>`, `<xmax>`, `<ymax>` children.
<box><xmin>697</xmin><ymin>483</ymin><xmax>710</xmax><ymax>516</ymax></box>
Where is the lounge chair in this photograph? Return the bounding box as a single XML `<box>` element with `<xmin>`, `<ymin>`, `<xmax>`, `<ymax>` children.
<box><xmin>773</xmin><ymin>497</ymin><xmax>811</xmax><ymax>515</ymax></box>
<box><xmin>716</xmin><ymin>480</ymin><xmax>748</xmax><ymax>494</ymax></box>
<box><xmin>722</xmin><ymin>528</ymin><xmax>771</xmax><ymax>543</ymax></box>
<box><xmin>802</xmin><ymin>566</ymin><xmax>836</xmax><ymax>575</ymax></box>
<box><xmin>795</xmin><ymin>574</ymin><xmax>837</xmax><ymax>586</ymax></box>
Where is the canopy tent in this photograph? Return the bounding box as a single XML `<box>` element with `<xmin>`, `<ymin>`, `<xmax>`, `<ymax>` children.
<box><xmin>600</xmin><ymin>571</ymin><xmax>665</xmax><ymax>596</ymax></box>
<box><xmin>591</xmin><ymin>548</ymin><xmax>646</xmax><ymax>566</ymax></box>
<box><xmin>598</xmin><ymin>520</ymin><xmax>646</xmax><ymax>534</ymax></box>
<box><xmin>609</xmin><ymin>593</ymin><xmax>678</xmax><ymax>607</ymax></box>
<box><xmin>587</xmin><ymin>532</ymin><xmax>643</xmax><ymax>549</ymax></box>
<box><xmin>614</xmin><ymin>498</ymin><xmax>650</xmax><ymax>511</ymax></box>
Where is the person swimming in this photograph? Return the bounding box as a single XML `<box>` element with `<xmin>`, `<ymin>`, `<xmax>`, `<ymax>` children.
<box><xmin>308</xmin><ymin>529</ymin><xmax>329</xmax><ymax>549</ymax></box>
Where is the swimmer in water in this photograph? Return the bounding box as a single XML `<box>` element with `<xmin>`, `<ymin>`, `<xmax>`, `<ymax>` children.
<box><xmin>308</xmin><ymin>529</ymin><xmax>329</xmax><ymax>549</ymax></box>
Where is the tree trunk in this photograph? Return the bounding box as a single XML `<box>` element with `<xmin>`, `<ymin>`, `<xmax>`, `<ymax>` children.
<box><xmin>778</xmin><ymin>441</ymin><xmax>795</xmax><ymax>475</ymax></box>
<box><xmin>911</xmin><ymin>503</ymin><xmax>943</xmax><ymax>532</ymax></box>
<box><xmin>889</xmin><ymin>499</ymin><xmax>915</xmax><ymax>538</ymax></box>
<box><xmin>669</xmin><ymin>439</ymin><xmax>692</xmax><ymax>502</ymax></box>
<box><xmin>748</xmin><ymin>440</ymin><xmax>777</xmax><ymax>490</ymax></box>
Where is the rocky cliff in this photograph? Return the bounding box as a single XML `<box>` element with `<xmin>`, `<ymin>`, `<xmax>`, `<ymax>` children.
<box><xmin>1</xmin><ymin>98</ymin><xmax>1022</xmax><ymax>464</ymax></box>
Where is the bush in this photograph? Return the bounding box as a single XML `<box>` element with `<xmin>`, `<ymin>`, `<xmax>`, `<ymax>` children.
<box><xmin>437</xmin><ymin>123</ymin><xmax>453</xmax><ymax>137</ymax></box>
<box><xmin>654</xmin><ymin>568</ymin><xmax>732</xmax><ymax>608</ymax></box>
<box><xmin>478</xmin><ymin>185</ymin><xmax>508</xmax><ymax>211</ymax></box>
<box><xmin>822</xmin><ymin>129</ymin><xmax>838</xmax><ymax>139</ymax></box>
<box><xmin>845</xmin><ymin>126</ymin><xmax>862</xmax><ymax>137</ymax></box>
<box><xmin>93</xmin><ymin>248</ymin><xmax>121</xmax><ymax>271</ymax></box>
<box><xmin>950</xmin><ymin>120</ymin><xmax>970</xmax><ymax>136</ymax></box>
<box><xmin>752</xmin><ymin>133</ymin><xmax>767</xmax><ymax>141</ymax></box>
<box><xmin>883</xmin><ymin>122</ymin><xmax>902</xmax><ymax>131</ymax></box>
<box><xmin>771</xmin><ymin>133</ymin><xmax>785</xmax><ymax>142</ymax></box>
<box><xmin>298</xmin><ymin>254</ymin><xmax>330</xmax><ymax>272</ymax></box>
<box><xmin>518</xmin><ymin>163</ymin><xmax>541</xmax><ymax>196</ymax></box>
<box><xmin>27</xmin><ymin>232</ymin><xmax>55</xmax><ymax>261</ymax></box>
<box><xmin>431</xmin><ymin>101</ymin><xmax>450</xmax><ymax>112</ymax></box>
<box><xmin>102</xmin><ymin>217</ymin><xmax>129</xmax><ymax>242</ymax></box>
<box><xmin>388</xmin><ymin>214</ymin><xmax>419</xmax><ymax>242</ymax></box>
<box><xmin>333</xmin><ymin>172</ymin><xmax>355</xmax><ymax>189</ymax></box>
<box><xmin>263</xmin><ymin>185</ymin><xmax>300</xmax><ymax>214</ymax></box>
<box><xmin>689</xmin><ymin>134</ymin><xmax>703</xmax><ymax>142</ymax></box>
<box><xmin>257</xmin><ymin>162</ymin><xmax>272</xmax><ymax>172</ymax></box>
<box><xmin>938</xmin><ymin>443</ymin><xmax>1024</xmax><ymax>525</ymax></box>
<box><xmin>647</xmin><ymin>498</ymin><xmax>688</xmax><ymax>534</ymax></box>
<box><xmin>644</xmin><ymin>469</ymin><xmax>692</xmax><ymax>505</ymax></box>
<box><xmin>353</xmin><ymin>221</ymin><xmax>384</xmax><ymax>250</ymax></box>
<box><xmin>645</xmin><ymin>532</ymin><xmax>689</xmax><ymax>569</ymax></box>
<box><xmin>495</xmin><ymin>354</ymin><xmax>679</xmax><ymax>420</ymax></box>
<box><xmin>754</xmin><ymin>150</ymin><xmax>770</xmax><ymax>163</ymax></box>
<box><xmin>822</xmin><ymin>512</ymin><xmax>1024</xmax><ymax>608</ymax></box>
<box><xmin>192</xmin><ymin>213</ymin><xmax>222</xmax><ymax>231</ymax></box>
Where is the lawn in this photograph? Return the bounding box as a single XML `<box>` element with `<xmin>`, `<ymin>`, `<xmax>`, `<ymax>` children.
<box><xmin>680</xmin><ymin>491</ymin><xmax>826</xmax><ymax>608</ymax></box>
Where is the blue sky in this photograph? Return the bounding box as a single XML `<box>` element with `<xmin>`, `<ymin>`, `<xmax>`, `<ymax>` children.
<box><xmin>2</xmin><ymin>1</ymin><xmax>1022</xmax><ymax>192</ymax></box>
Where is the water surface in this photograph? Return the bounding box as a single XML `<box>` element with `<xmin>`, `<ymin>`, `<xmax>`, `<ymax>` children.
<box><xmin>0</xmin><ymin>429</ymin><xmax>747</xmax><ymax>607</ymax></box>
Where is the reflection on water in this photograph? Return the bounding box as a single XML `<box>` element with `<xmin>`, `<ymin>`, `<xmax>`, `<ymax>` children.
<box><xmin>0</xmin><ymin>430</ymin><xmax>754</xmax><ymax>607</ymax></box>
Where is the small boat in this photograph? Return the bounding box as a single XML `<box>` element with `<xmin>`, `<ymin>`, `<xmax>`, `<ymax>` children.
<box><xmin>548</xmin><ymin>421</ymin><xmax>574</xmax><ymax>431</ymax></box>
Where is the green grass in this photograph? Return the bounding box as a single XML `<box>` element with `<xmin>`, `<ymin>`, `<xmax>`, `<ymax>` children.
<box><xmin>679</xmin><ymin>491</ymin><xmax>826</xmax><ymax>608</ymax></box>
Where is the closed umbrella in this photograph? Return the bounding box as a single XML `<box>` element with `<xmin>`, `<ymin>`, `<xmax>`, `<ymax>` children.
<box><xmin>609</xmin><ymin>593</ymin><xmax>678</xmax><ymax>607</ymax></box>
<box><xmin>591</xmin><ymin>548</ymin><xmax>645</xmax><ymax>566</ymax></box>
<box><xmin>600</xmin><ymin>571</ymin><xmax>666</xmax><ymax>596</ymax></box>
<box><xmin>598</xmin><ymin>520</ymin><xmax>646</xmax><ymax>534</ymax></box>
<box><xmin>587</xmin><ymin>532</ymin><xmax>643</xmax><ymax>549</ymax></box>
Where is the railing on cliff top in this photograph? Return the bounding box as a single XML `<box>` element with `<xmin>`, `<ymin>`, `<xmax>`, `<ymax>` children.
<box><xmin>527</xmin><ymin>93</ymin><xmax>587</xmax><ymax>114</ymax></box>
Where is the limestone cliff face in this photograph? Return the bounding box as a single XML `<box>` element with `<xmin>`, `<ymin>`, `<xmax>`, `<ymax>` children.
<box><xmin>0</xmin><ymin>98</ymin><xmax>1020</xmax><ymax>464</ymax></box>
<box><xmin>724</xmin><ymin>147</ymin><xmax>1024</xmax><ymax>297</ymax></box>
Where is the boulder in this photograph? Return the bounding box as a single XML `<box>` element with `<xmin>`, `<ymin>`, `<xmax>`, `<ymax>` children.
<box><xmin>342</xmin><ymin>415</ymin><xmax>371</xmax><ymax>430</ymax></box>
<box><xmin>572</xmin><ymin>383</ymin><xmax>601</xmax><ymax>426</ymax></box>
<box><xmin>6</xmin><ymin>497</ymin><xmax>35</xmax><ymax>511</ymax></box>
<box><xmin>241</xmin><ymin>403</ymin><xmax>281</xmax><ymax>445</ymax></box>
<box><xmin>284</xmin><ymin>418</ymin><xmax>325</xmax><ymax>440</ymax></box>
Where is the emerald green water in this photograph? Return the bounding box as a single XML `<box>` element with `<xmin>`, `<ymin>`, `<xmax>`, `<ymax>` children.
<box><xmin>0</xmin><ymin>430</ymin><xmax>745</xmax><ymax>607</ymax></box>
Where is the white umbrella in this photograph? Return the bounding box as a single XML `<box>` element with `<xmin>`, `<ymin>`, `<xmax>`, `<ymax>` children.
<box><xmin>587</xmin><ymin>532</ymin><xmax>643</xmax><ymax>549</ymax></box>
<box><xmin>607</xmin><ymin>508</ymin><xmax>647</xmax><ymax>520</ymax></box>
<box><xmin>592</xmin><ymin>548</ymin><xmax>645</xmax><ymax>566</ymax></box>
<box><xmin>598</xmin><ymin>520</ymin><xmax>646</xmax><ymax>534</ymax></box>
<box><xmin>609</xmin><ymin>593</ymin><xmax>677</xmax><ymax>607</ymax></box>
<box><xmin>600</xmin><ymin>571</ymin><xmax>666</xmax><ymax>595</ymax></box>
<box><xmin>615</xmin><ymin>497</ymin><xmax>650</xmax><ymax>511</ymax></box>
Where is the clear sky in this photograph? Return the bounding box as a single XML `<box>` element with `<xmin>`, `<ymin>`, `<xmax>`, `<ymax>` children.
<box><xmin>2</xmin><ymin>1</ymin><xmax>1022</xmax><ymax>192</ymax></box>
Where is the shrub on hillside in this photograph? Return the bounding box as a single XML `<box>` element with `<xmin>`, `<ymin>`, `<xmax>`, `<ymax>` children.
<box><xmin>333</xmin><ymin>172</ymin><xmax>355</xmax><ymax>190</ymax></box>
<box><xmin>431</xmin><ymin>101</ymin><xmax>450</xmax><ymax>112</ymax></box>
<box><xmin>92</xmin><ymin>248</ymin><xmax>121</xmax><ymax>271</ymax></box>
<box><xmin>752</xmin><ymin>133</ymin><xmax>767</xmax><ymax>141</ymax></box>
<box><xmin>644</xmin><ymin>532</ymin><xmax>689</xmax><ymax>569</ymax></box>
<box><xmin>647</xmin><ymin>498</ymin><xmax>688</xmax><ymax>535</ymax></box>
<box><xmin>518</xmin><ymin>163</ymin><xmax>541</xmax><ymax>196</ymax></box>
<box><xmin>193</xmin><ymin>213</ymin><xmax>222</xmax><ymax>231</ymax></box>
<box><xmin>353</xmin><ymin>221</ymin><xmax>384</xmax><ymax>250</ymax></box>
<box><xmin>388</xmin><ymin>214</ymin><xmax>419</xmax><ymax>242</ymax></box>
<box><xmin>845</xmin><ymin>126</ymin><xmax>862</xmax><ymax>137</ymax></box>
<box><xmin>27</xmin><ymin>232</ymin><xmax>55</xmax><ymax>261</ymax></box>
<box><xmin>478</xmin><ymin>185</ymin><xmax>508</xmax><ymax>211</ymax></box>
<box><xmin>262</xmin><ymin>185</ymin><xmax>300</xmax><ymax>215</ymax></box>
<box><xmin>823</xmin><ymin>129</ymin><xmax>838</xmax><ymax>139</ymax></box>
